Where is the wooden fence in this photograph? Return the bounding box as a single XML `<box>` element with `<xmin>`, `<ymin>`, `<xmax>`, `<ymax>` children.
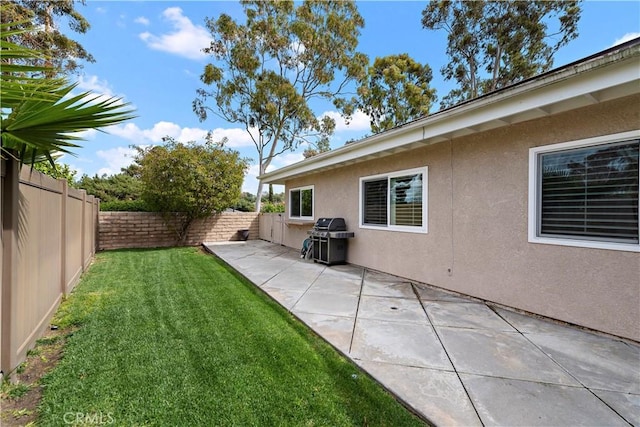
<box><xmin>259</xmin><ymin>213</ymin><xmax>285</xmax><ymax>245</ymax></box>
<box><xmin>1</xmin><ymin>160</ymin><xmax>99</xmax><ymax>376</ymax></box>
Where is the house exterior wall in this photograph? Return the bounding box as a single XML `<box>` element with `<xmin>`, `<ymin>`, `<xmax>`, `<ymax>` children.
<box><xmin>282</xmin><ymin>94</ymin><xmax>640</xmax><ymax>341</ymax></box>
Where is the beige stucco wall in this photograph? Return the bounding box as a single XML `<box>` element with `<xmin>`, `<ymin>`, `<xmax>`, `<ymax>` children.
<box><xmin>282</xmin><ymin>94</ymin><xmax>640</xmax><ymax>341</ymax></box>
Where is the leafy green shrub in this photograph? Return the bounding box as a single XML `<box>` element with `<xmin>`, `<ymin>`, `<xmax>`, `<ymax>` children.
<box><xmin>100</xmin><ymin>199</ymin><xmax>150</xmax><ymax>212</ymax></box>
<box><xmin>137</xmin><ymin>138</ymin><xmax>249</xmax><ymax>241</ymax></box>
<box><xmin>233</xmin><ymin>194</ymin><xmax>256</xmax><ymax>212</ymax></box>
<box><xmin>260</xmin><ymin>202</ymin><xmax>284</xmax><ymax>213</ymax></box>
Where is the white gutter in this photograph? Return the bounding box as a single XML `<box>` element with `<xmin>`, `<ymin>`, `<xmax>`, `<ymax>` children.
<box><xmin>260</xmin><ymin>42</ymin><xmax>640</xmax><ymax>185</ymax></box>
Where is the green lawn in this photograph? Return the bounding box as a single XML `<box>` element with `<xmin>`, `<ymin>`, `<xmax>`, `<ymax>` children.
<box><xmin>38</xmin><ymin>247</ymin><xmax>425</xmax><ymax>426</ymax></box>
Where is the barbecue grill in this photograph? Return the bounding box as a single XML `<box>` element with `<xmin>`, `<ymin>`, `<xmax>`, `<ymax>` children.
<box><xmin>307</xmin><ymin>218</ymin><xmax>354</xmax><ymax>265</ymax></box>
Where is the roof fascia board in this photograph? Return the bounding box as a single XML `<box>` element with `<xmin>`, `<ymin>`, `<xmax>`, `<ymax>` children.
<box><xmin>271</xmin><ymin>128</ymin><xmax>425</xmax><ymax>182</ymax></box>
<box><xmin>421</xmin><ymin>57</ymin><xmax>639</xmax><ymax>141</ymax></box>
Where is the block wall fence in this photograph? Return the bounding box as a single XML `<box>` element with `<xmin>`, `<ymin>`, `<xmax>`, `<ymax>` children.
<box><xmin>98</xmin><ymin>211</ymin><xmax>260</xmax><ymax>250</ymax></box>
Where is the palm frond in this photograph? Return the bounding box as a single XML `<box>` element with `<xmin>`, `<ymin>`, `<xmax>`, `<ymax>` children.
<box><xmin>1</xmin><ymin>7</ymin><xmax>137</xmax><ymax>164</ymax></box>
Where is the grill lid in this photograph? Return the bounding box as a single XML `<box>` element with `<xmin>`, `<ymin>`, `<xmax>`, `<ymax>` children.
<box><xmin>313</xmin><ymin>217</ymin><xmax>347</xmax><ymax>231</ymax></box>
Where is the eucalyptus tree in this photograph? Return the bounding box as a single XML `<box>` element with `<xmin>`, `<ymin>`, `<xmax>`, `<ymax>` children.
<box><xmin>0</xmin><ymin>0</ymin><xmax>94</xmax><ymax>75</ymax></box>
<box><xmin>193</xmin><ymin>0</ymin><xmax>368</xmax><ymax>211</ymax></box>
<box><xmin>302</xmin><ymin>137</ymin><xmax>330</xmax><ymax>158</ymax></box>
<box><xmin>422</xmin><ymin>0</ymin><xmax>581</xmax><ymax>108</ymax></box>
<box><xmin>354</xmin><ymin>53</ymin><xmax>436</xmax><ymax>134</ymax></box>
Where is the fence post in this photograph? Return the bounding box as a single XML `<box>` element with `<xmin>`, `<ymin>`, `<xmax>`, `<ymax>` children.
<box><xmin>81</xmin><ymin>190</ymin><xmax>86</xmax><ymax>272</ymax></box>
<box><xmin>60</xmin><ymin>179</ymin><xmax>68</xmax><ymax>295</ymax></box>
<box><xmin>95</xmin><ymin>199</ymin><xmax>100</xmax><ymax>252</ymax></box>
<box><xmin>1</xmin><ymin>159</ymin><xmax>20</xmax><ymax>375</ymax></box>
<box><xmin>89</xmin><ymin>196</ymin><xmax>94</xmax><ymax>256</ymax></box>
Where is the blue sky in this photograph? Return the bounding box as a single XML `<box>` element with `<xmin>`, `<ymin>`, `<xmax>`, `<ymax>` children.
<box><xmin>60</xmin><ymin>1</ymin><xmax>639</xmax><ymax>194</ymax></box>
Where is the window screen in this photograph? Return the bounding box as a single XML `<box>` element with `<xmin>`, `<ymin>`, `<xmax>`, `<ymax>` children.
<box><xmin>301</xmin><ymin>188</ymin><xmax>313</xmax><ymax>217</ymax></box>
<box><xmin>390</xmin><ymin>174</ymin><xmax>423</xmax><ymax>226</ymax></box>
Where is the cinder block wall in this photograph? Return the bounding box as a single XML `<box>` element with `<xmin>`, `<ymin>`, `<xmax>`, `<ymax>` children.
<box><xmin>99</xmin><ymin>211</ymin><xmax>259</xmax><ymax>250</ymax></box>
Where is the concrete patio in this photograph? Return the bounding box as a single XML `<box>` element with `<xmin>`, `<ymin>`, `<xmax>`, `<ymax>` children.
<box><xmin>204</xmin><ymin>240</ymin><xmax>639</xmax><ymax>426</ymax></box>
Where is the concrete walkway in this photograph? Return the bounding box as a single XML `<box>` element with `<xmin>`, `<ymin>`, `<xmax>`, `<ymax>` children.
<box><xmin>204</xmin><ymin>240</ymin><xmax>640</xmax><ymax>426</ymax></box>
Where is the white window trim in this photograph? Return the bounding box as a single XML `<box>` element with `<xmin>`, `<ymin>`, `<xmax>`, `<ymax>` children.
<box><xmin>359</xmin><ymin>166</ymin><xmax>428</xmax><ymax>234</ymax></box>
<box><xmin>528</xmin><ymin>130</ymin><xmax>640</xmax><ymax>253</ymax></box>
<box><xmin>288</xmin><ymin>185</ymin><xmax>314</xmax><ymax>221</ymax></box>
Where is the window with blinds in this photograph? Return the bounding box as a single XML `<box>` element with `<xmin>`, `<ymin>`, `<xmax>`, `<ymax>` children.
<box><xmin>537</xmin><ymin>139</ymin><xmax>639</xmax><ymax>243</ymax></box>
<box><xmin>289</xmin><ymin>186</ymin><xmax>314</xmax><ymax>219</ymax></box>
<box><xmin>363</xmin><ymin>179</ymin><xmax>387</xmax><ymax>225</ymax></box>
<box><xmin>360</xmin><ymin>167</ymin><xmax>427</xmax><ymax>233</ymax></box>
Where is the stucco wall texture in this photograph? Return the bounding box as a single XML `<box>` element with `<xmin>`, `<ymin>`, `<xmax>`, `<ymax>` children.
<box><xmin>282</xmin><ymin>94</ymin><xmax>640</xmax><ymax>341</ymax></box>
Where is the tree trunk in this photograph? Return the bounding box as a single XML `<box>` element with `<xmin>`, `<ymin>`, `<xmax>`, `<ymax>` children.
<box><xmin>469</xmin><ymin>56</ymin><xmax>477</xmax><ymax>99</ymax></box>
<box><xmin>254</xmin><ymin>181</ymin><xmax>263</xmax><ymax>212</ymax></box>
<box><xmin>491</xmin><ymin>44</ymin><xmax>502</xmax><ymax>92</ymax></box>
<box><xmin>43</xmin><ymin>4</ymin><xmax>55</xmax><ymax>78</ymax></box>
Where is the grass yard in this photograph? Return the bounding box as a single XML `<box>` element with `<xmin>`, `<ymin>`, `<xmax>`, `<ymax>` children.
<box><xmin>36</xmin><ymin>247</ymin><xmax>425</xmax><ymax>426</ymax></box>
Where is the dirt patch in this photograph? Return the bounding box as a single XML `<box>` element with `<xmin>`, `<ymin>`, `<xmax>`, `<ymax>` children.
<box><xmin>1</xmin><ymin>327</ymin><xmax>74</xmax><ymax>426</ymax></box>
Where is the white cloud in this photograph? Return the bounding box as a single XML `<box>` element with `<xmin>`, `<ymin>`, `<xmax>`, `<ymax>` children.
<box><xmin>145</xmin><ymin>121</ymin><xmax>183</xmax><ymax>141</ymax></box>
<box><xmin>208</xmin><ymin>127</ymin><xmax>257</xmax><ymax>148</ymax></box>
<box><xmin>107</xmin><ymin>122</ymin><xmax>146</xmax><ymax>143</ymax></box>
<box><xmin>96</xmin><ymin>168</ymin><xmax>112</xmax><ymax>176</ymax></box>
<box><xmin>95</xmin><ymin>7</ymin><xmax>106</xmax><ymax>14</ymax></box>
<box><xmin>106</xmin><ymin>121</ymin><xmax>259</xmax><ymax>150</ymax></box>
<box><xmin>272</xmin><ymin>152</ymin><xmax>304</xmax><ymax>168</ymax></box>
<box><xmin>139</xmin><ymin>7</ymin><xmax>212</xmax><ymax>60</ymax></box>
<box><xmin>77</xmin><ymin>75</ymin><xmax>114</xmax><ymax>96</ymax></box>
<box><xmin>612</xmin><ymin>32</ymin><xmax>640</xmax><ymax>47</ymax></box>
<box><xmin>178</xmin><ymin>127</ymin><xmax>209</xmax><ymax>143</ymax></box>
<box><xmin>134</xmin><ymin>16</ymin><xmax>150</xmax><ymax>26</ymax></box>
<box><xmin>96</xmin><ymin>147</ymin><xmax>137</xmax><ymax>176</ymax></box>
<box><xmin>107</xmin><ymin>121</ymin><xmax>185</xmax><ymax>143</ymax></box>
<box><xmin>72</xmin><ymin>74</ymin><xmax>131</xmax><ymax>110</ymax></box>
<box><xmin>319</xmin><ymin>109</ymin><xmax>371</xmax><ymax>133</ymax></box>
<box><xmin>75</xmin><ymin>128</ymin><xmax>99</xmax><ymax>140</ymax></box>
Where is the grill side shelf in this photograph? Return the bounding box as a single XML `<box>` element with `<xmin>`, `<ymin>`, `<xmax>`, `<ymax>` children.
<box><xmin>328</xmin><ymin>231</ymin><xmax>354</xmax><ymax>238</ymax></box>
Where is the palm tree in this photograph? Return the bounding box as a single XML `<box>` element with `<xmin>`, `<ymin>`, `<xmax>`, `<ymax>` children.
<box><xmin>1</xmin><ymin>11</ymin><xmax>135</xmax><ymax>165</ymax></box>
